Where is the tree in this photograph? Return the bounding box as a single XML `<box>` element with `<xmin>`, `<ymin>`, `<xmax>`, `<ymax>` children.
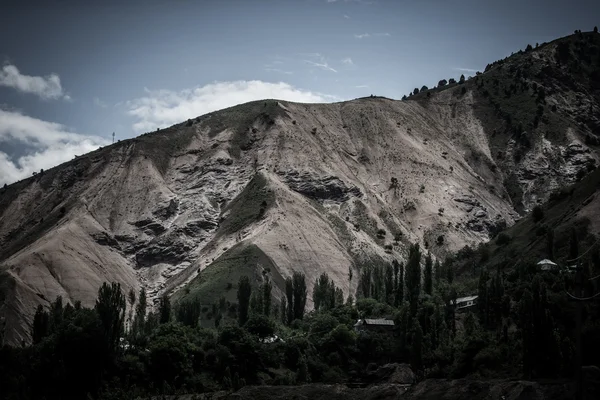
<box><xmin>313</xmin><ymin>273</ymin><xmax>331</xmax><ymax>311</ymax></box>
<box><xmin>546</xmin><ymin>229</ymin><xmax>555</xmax><ymax>260</ymax></box>
<box><xmin>175</xmin><ymin>300</ymin><xmax>201</xmax><ymax>327</ymax></box>
<box><xmin>158</xmin><ymin>295</ymin><xmax>171</xmax><ymax>324</ymax></box>
<box><xmin>413</xmin><ymin>88</ymin><xmax>420</xmax><ymax>95</ymax></box>
<box><xmin>595</xmin><ymin>26</ymin><xmax>598</xmax><ymax>34</ymax></box>
<box><xmin>449</xmin><ymin>78</ymin><xmax>456</xmax><ymax>84</ymax></box>
<box><xmin>292</xmin><ymin>272</ymin><xmax>307</xmax><ymax>320</ymax></box>
<box><xmin>95</xmin><ymin>282</ymin><xmax>126</xmax><ymax>358</ymax></box>
<box><xmin>438</xmin><ymin>79</ymin><xmax>447</xmax><ymax>87</ymax></box>
<box><xmin>424</xmin><ymin>253</ymin><xmax>433</xmax><ymax>295</ymax></box>
<box><xmin>459</xmin><ymin>74</ymin><xmax>465</xmax><ymax>84</ymax></box>
<box><xmin>134</xmin><ymin>287</ymin><xmax>147</xmax><ymax>336</ymax></box>
<box><xmin>420</xmin><ymin>85</ymin><xmax>428</xmax><ymax>92</ymax></box>
<box><xmin>285</xmin><ymin>277</ymin><xmax>294</xmax><ymax>324</ymax></box>
<box><xmin>262</xmin><ymin>279</ymin><xmax>272</xmax><ymax>317</ymax></box>
<box><xmin>384</xmin><ymin>263</ymin><xmax>394</xmax><ymax>304</ymax></box>
<box><xmin>237</xmin><ymin>276</ymin><xmax>252</xmax><ymax>326</ymax></box>
<box><xmin>405</xmin><ymin>243</ymin><xmax>422</xmax><ymax>316</ymax></box>
<box><xmin>477</xmin><ymin>269</ymin><xmax>490</xmax><ymax>326</ymax></box>
<box><xmin>244</xmin><ymin>314</ymin><xmax>275</xmax><ymax>339</ymax></box>
<box><xmin>526</xmin><ymin>44</ymin><xmax>533</xmax><ymax>52</ymax></box>
<box><xmin>32</xmin><ymin>304</ymin><xmax>49</xmax><ymax>344</ymax></box>
<box><xmin>569</xmin><ymin>228</ymin><xmax>579</xmax><ymax>261</ymax></box>
<box><xmin>395</xmin><ymin>261</ymin><xmax>404</xmax><ymax>306</ymax></box>
<box><xmin>532</xmin><ymin>205</ymin><xmax>544</xmax><ymax>222</ymax></box>
<box><xmin>410</xmin><ymin>319</ymin><xmax>424</xmax><ymax>371</ymax></box>
<box><xmin>360</xmin><ymin>265</ymin><xmax>372</xmax><ymax>298</ymax></box>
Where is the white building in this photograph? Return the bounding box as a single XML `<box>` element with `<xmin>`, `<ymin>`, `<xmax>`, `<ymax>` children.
<box><xmin>454</xmin><ymin>295</ymin><xmax>478</xmax><ymax>312</ymax></box>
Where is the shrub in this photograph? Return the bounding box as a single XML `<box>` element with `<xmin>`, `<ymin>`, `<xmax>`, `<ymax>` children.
<box><xmin>421</xmin><ymin>85</ymin><xmax>428</xmax><ymax>92</ymax></box>
<box><xmin>526</xmin><ymin>44</ymin><xmax>533</xmax><ymax>52</ymax></box>
<box><xmin>496</xmin><ymin>233</ymin><xmax>511</xmax><ymax>245</ymax></box>
<box><xmin>532</xmin><ymin>205</ymin><xmax>544</xmax><ymax>222</ymax></box>
<box><xmin>413</xmin><ymin>88</ymin><xmax>420</xmax><ymax>95</ymax></box>
<box><xmin>595</xmin><ymin>26</ymin><xmax>598</xmax><ymax>34</ymax></box>
<box><xmin>438</xmin><ymin>79</ymin><xmax>447</xmax><ymax>87</ymax></box>
<box><xmin>449</xmin><ymin>78</ymin><xmax>457</xmax><ymax>84</ymax></box>
<box><xmin>186</xmin><ymin>119</ymin><xmax>193</xmax><ymax>127</ymax></box>
<box><xmin>377</xmin><ymin>229</ymin><xmax>386</xmax><ymax>239</ymax></box>
<box><xmin>461</xmin><ymin>87</ymin><xmax>467</xmax><ymax>95</ymax></box>
<box><xmin>311</xmin><ymin>127</ymin><xmax>317</xmax><ymax>135</ymax></box>
<box><xmin>459</xmin><ymin>74</ymin><xmax>465</xmax><ymax>84</ymax></box>
<box><xmin>419</xmin><ymin>184</ymin><xmax>425</xmax><ymax>193</ymax></box>
<box><xmin>436</xmin><ymin>235</ymin><xmax>444</xmax><ymax>245</ymax></box>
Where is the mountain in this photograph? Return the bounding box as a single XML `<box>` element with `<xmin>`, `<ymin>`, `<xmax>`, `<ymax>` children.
<box><xmin>1</xmin><ymin>30</ymin><xmax>600</xmax><ymax>346</ymax></box>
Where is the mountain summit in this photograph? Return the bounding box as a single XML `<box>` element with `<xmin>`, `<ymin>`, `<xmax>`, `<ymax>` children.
<box><xmin>1</xmin><ymin>31</ymin><xmax>600</xmax><ymax>345</ymax></box>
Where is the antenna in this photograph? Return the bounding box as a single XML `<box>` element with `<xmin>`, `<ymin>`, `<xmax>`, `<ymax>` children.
<box><xmin>112</xmin><ymin>132</ymin><xmax>115</xmax><ymax>144</ymax></box>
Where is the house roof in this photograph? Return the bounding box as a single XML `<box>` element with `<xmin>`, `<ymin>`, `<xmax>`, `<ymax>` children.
<box><xmin>537</xmin><ymin>259</ymin><xmax>557</xmax><ymax>266</ymax></box>
<box><xmin>364</xmin><ymin>318</ymin><xmax>395</xmax><ymax>326</ymax></box>
<box><xmin>354</xmin><ymin>318</ymin><xmax>395</xmax><ymax>326</ymax></box>
<box><xmin>456</xmin><ymin>295</ymin><xmax>478</xmax><ymax>303</ymax></box>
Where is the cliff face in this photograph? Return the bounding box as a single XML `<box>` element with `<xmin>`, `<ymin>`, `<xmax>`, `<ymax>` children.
<box><xmin>1</xmin><ymin>32</ymin><xmax>600</xmax><ymax>345</ymax></box>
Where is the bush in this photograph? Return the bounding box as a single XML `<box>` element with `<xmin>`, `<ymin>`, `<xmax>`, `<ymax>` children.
<box><xmin>496</xmin><ymin>233</ymin><xmax>511</xmax><ymax>246</ymax></box>
<box><xmin>377</xmin><ymin>229</ymin><xmax>386</xmax><ymax>239</ymax></box>
<box><xmin>449</xmin><ymin>78</ymin><xmax>457</xmax><ymax>84</ymax></box>
<box><xmin>532</xmin><ymin>205</ymin><xmax>544</xmax><ymax>222</ymax></box>
<box><xmin>438</xmin><ymin>79</ymin><xmax>448</xmax><ymax>87</ymax></box>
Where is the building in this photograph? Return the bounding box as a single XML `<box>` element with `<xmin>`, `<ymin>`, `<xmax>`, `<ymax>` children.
<box><xmin>537</xmin><ymin>259</ymin><xmax>559</xmax><ymax>271</ymax></box>
<box><xmin>353</xmin><ymin>318</ymin><xmax>395</xmax><ymax>333</ymax></box>
<box><xmin>454</xmin><ymin>295</ymin><xmax>478</xmax><ymax>312</ymax></box>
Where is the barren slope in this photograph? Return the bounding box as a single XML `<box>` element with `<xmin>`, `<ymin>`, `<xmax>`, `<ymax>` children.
<box><xmin>2</xmin><ymin>32</ymin><xmax>600</xmax><ymax>345</ymax></box>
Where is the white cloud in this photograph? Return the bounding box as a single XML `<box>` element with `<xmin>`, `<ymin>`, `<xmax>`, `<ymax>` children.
<box><xmin>304</xmin><ymin>60</ymin><xmax>338</xmax><ymax>73</ymax></box>
<box><xmin>0</xmin><ymin>109</ymin><xmax>108</xmax><ymax>185</ymax></box>
<box><xmin>355</xmin><ymin>85</ymin><xmax>369</xmax><ymax>88</ymax></box>
<box><xmin>342</xmin><ymin>57</ymin><xmax>354</xmax><ymax>65</ymax></box>
<box><xmin>453</xmin><ymin>67</ymin><xmax>479</xmax><ymax>73</ymax></box>
<box><xmin>93</xmin><ymin>97</ymin><xmax>108</xmax><ymax>108</ymax></box>
<box><xmin>265</xmin><ymin>68</ymin><xmax>294</xmax><ymax>75</ymax></box>
<box><xmin>354</xmin><ymin>32</ymin><xmax>390</xmax><ymax>39</ymax></box>
<box><xmin>0</xmin><ymin>64</ymin><xmax>68</xmax><ymax>100</ymax></box>
<box><xmin>343</xmin><ymin>14</ymin><xmax>351</xmax><ymax>19</ymax></box>
<box><xmin>125</xmin><ymin>80</ymin><xmax>339</xmax><ymax>133</ymax></box>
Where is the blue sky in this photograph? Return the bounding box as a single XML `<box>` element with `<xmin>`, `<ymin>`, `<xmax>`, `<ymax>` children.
<box><xmin>0</xmin><ymin>0</ymin><xmax>599</xmax><ymax>184</ymax></box>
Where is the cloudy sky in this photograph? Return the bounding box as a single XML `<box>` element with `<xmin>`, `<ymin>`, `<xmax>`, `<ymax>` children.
<box><xmin>1</xmin><ymin>0</ymin><xmax>598</xmax><ymax>185</ymax></box>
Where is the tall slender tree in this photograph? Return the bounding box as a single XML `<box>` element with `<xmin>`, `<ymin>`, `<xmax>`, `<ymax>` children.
<box><xmin>95</xmin><ymin>282</ymin><xmax>126</xmax><ymax>358</ymax></box>
<box><xmin>262</xmin><ymin>279</ymin><xmax>272</xmax><ymax>317</ymax></box>
<box><xmin>158</xmin><ymin>295</ymin><xmax>171</xmax><ymax>324</ymax></box>
<box><xmin>285</xmin><ymin>277</ymin><xmax>294</xmax><ymax>324</ymax></box>
<box><xmin>237</xmin><ymin>276</ymin><xmax>252</xmax><ymax>326</ymax></box>
<box><xmin>32</xmin><ymin>304</ymin><xmax>49</xmax><ymax>344</ymax></box>
<box><xmin>292</xmin><ymin>272</ymin><xmax>307</xmax><ymax>320</ymax></box>
<box><xmin>405</xmin><ymin>243</ymin><xmax>422</xmax><ymax>316</ymax></box>
<box><xmin>424</xmin><ymin>253</ymin><xmax>433</xmax><ymax>295</ymax></box>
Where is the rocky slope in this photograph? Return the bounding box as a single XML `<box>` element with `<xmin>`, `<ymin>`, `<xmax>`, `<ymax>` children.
<box><xmin>1</xmin><ymin>31</ymin><xmax>600</xmax><ymax>345</ymax></box>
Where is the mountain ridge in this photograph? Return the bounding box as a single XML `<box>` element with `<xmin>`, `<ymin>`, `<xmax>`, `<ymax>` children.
<box><xmin>1</xmin><ymin>30</ymin><xmax>600</xmax><ymax>345</ymax></box>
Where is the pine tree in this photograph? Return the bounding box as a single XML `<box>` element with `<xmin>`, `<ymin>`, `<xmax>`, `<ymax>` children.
<box><xmin>424</xmin><ymin>253</ymin><xmax>433</xmax><ymax>295</ymax></box>
<box><xmin>237</xmin><ymin>276</ymin><xmax>252</xmax><ymax>326</ymax></box>
<box><xmin>360</xmin><ymin>265</ymin><xmax>372</xmax><ymax>298</ymax></box>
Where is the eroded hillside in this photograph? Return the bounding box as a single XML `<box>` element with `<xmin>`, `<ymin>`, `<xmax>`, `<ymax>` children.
<box><xmin>1</xmin><ymin>31</ymin><xmax>599</xmax><ymax>345</ymax></box>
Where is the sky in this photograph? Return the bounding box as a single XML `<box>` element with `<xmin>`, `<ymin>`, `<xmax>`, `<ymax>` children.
<box><xmin>0</xmin><ymin>0</ymin><xmax>599</xmax><ymax>185</ymax></box>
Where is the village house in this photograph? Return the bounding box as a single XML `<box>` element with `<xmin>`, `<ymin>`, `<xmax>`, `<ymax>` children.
<box><xmin>454</xmin><ymin>295</ymin><xmax>478</xmax><ymax>312</ymax></box>
<box><xmin>353</xmin><ymin>318</ymin><xmax>395</xmax><ymax>333</ymax></box>
<box><xmin>537</xmin><ymin>259</ymin><xmax>560</xmax><ymax>271</ymax></box>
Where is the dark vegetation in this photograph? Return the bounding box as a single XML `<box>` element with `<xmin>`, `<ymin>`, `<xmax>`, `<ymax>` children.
<box><xmin>1</xmin><ymin>30</ymin><xmax>600</xmax><ymax>399</ymax></box>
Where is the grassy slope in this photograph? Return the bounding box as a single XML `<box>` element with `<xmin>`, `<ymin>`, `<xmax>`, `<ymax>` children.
<box><xmin>447</xmin><ymin>166</ymin><xmax>600</xmax><ymax>293</ymax></box>
<box><xmin>172</xmin><ymin>242</ymin><xmax>284</xmax><ymax>309</ymax></box>
<box><xmin>216</xmin><ymin>173</ymin><xmax>275</xmax><ymax>238</ymax></box>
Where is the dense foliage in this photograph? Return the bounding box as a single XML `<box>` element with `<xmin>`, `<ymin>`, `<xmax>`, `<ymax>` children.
<box><xmin>1</xmin><ymin>222</ymin><xmax>598</xmax><ymax>399</ymax></box>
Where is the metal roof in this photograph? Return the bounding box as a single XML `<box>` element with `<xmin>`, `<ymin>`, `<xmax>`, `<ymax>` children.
<box><xmin>456</xmin><ymin>295</ymin><xmax>478</xmax><ymax>303</ymax></box>
<box><xmin>363</xmin><ymin>318</ymin><xmax>395</xmax><ymax>326</ymax></box>
<box><xmin>537</xmin><ymin>259</ymin><xmax>557</xmax><ymax>266</ymax></box>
